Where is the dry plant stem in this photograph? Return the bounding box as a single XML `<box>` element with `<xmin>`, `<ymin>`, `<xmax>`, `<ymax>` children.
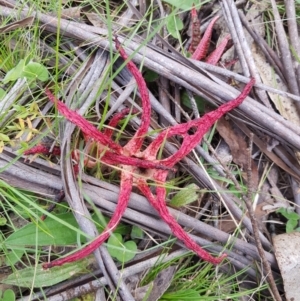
<box><xmin>238</xmin><ymin>10</ymin><xmax>285</xmax><ymax>81</ymax></box>
<box><xmin>284</xmin><ymin>0</ymin><xmax>300</xmax><ymax>91</ymax></box>
<box><xmin>105</xmin><ymin>78</ymin><xmax>136</xmax><ymax>121</ymax></box>
<box><xmin>224</xmin><ymin>1</ymin><xmax>272</xmax><ymax>107</ymax></box>
<box><xmin>157</xmin><ymin>4</ymin><xmax>171</xmax><ymax>124</ymax></box>
<box><xmin>270</xmin><ymin>0</ymin><xmax>300</xmax><ymax>101</ymax></box>
<box><xmin>187</xmin><ymin>90</ymin><xmax>200</xmax><ymax>118</ymax></box>
<box><xmin>220</xmin><ymin>0</ymin><xmax>249</xmax><ymax>76</ymax></box>
<box><xmin>159</xmin><ymin>77</ymin><xmax>171</xmax><ymax>126</ymax></box>
<box><xmin>192</xmin><ymin>60</ymin><xmax>300</xmax><ymax>102</ymax></box>
<box><xmin>76</xmin><ymin>50</ymin><xmax>110</xmax><ymax>113</ymax></box>
<box><xmin>236</xmin><ymin>120</ymin><xmax>300</xmax><ymax>181</ymax></box>
<box><xmin>174</xmin><ymin>85</ymin><xmax>181</xmax><ymax>121</ymax></box>
<box><xmin>244</xmin><ymin>134</ymin><xmax>282</xmax><ymax>301</ymax></box>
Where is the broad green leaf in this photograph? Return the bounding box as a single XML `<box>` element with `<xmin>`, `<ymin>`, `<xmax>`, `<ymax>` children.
<box><xmin>0</xmin><ymin>289</ymin><xmax>15</xmax><ymax>301</ymax></box>
<box><xmin>4</xmin><ymin>212</ymin><xmax>131</xmax><ymax>249</ymax></box>
<box><xmin>23</xmin><ymin>62</ymin><xmax>49</xmax><ymax>82</ymax></box>
<box><xmin>169</xmin><ymin>184</ymin><xmax>200</xmax><ymax>207</ymax></box>
<box><xmin>0</xmin><ymin>216</ymin><xmax>7</xmax><ymax>225</ymax></box>
<box><xmin>4</xmin><ymin>213</ymin><xmax>81</xmax><ymax>247</ymax></box>
<box><xmin>0</xmin><ymin>134</ymin><xmax>10</xmax><ymax>142</ymax></box>
<box><xmin>166</xmin><ymin>15</ymin><xmax>183</xmax><ymax>39</ymax></box>
<box><xmin>286</xmin><ymin>219</ymin><xmax>298</xmax><ymax>233</ymax></box>
<box><xmin>4</xmin><ymin>212</ymin><xmax>130</xmax><ymax>249</ymax></box>
<box><xmin>144</xmin><ymin>69</ymin><xmax>159</xmax><ymax>82</ymax></box>
<box><xmin>1</xmin><ymin>258</ymin><xmax>91</xmax><ymax>287</ymax></box>
<box><xmin>5</xmin><ymin>249</ymin><xmax>24</xmax><ymax>266</ymax></box>
<box><xmin>277</xmin><ymin>208</ymin><xmax>300</xmax><ymax>220</ymax></box>
<box><xmin>3</xmin><ymin>59</ymin><xmax>25</xmax><ymax>83</ymax></box>
<box><xmin>116</xmin><ymin>240</ymin><xmax>137</xmax><ymax>263</ymax></box>
<box><xmin>107</xmin><ymin>234</ymin><xmax>137</xmax><ymax>263</ymax></box>
<box><xmin>107</xmin><ymin>233</ymin><xmax>123</xmax><ymax>258</ymax></box>
<box><xmin>131</xmin><ymin>225</ymin><xmax>144</xmax><ymax>239</ymax></box>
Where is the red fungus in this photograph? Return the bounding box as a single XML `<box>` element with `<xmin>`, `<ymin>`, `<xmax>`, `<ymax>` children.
<box><xmin>25</xmin><ymin>37</ymin><xmax>255</xmax><ymax>269</ymax></box>
<box><xmin>191</xmin><ymin>15</ymin><xmax>220</xmax><ymax>61</ymax></box>
<box><xmin>189</xmin><ymin>9</ymin><xmax>231</xmax><ymax>66</ymax></box>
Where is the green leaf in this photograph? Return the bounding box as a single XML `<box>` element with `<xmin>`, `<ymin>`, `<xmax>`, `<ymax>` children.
<box><xmin>3</xmin><ymin>59</ymin><xmax>25</xmax><ymax>83</ymax></box>
<box><xmin>107</xmin><ymin>234</ymin><xmax>137</xmax><ymax>263</ymax></box>
<box><xmin>22</xmin><ymin>62</ymin><xmax>49</xmax><ymax>82</ymax></box>
<box><xmin>5</xmin><ymin>249</ymin><xmax>24</xmax><ymax>266</ymax></box>
<box><xmin>144</xmin><ymin>69</ymin><xmax>159</xmax><ymax>82</ymax></box>
<box><xmin>4</xmin><ymin>213</ymin><xmax>82</xmax><ymax>247</ymax></box>
<box><xmin>286</xmin><ymin>219</ymin><xmax>298</xmax><ymax>233</ymax></box>
<box><xmin>228</xmin><ymin>184</ymin><xmax>246</xmax><ymax>198</ymax></box>
<box><xmin>1</xmin><ymin>258</ymin><xmax>91</xmax><ymax>287</ymax></box>
<box><xmin>3</xmin><ymin>60</ymin><xmax>49</xmax><ymax>83</ymax></box>
<box><xmin>0</xmin><ymin>216</ymin><xmax>7</xmax><ymax>225</ymax></box>
<box><xmin>117</xmin><ymin>240</ymin><xmax>137</xmax><ymax>262</ymax></box>
<box><xmin>169</xmin><ymin>184</ymin><xmax>200</xmax><ymax>207</ymax></box>
<box><xmin>131</xmin><ymin>225</ymin><xmax>144</xmax><ymax>239</ymax></box>
<box><xmin>0</xmin><ymin>134</ymin><xmax>10</xmax><ymax>142</ymax></box>
<box><xmin>277</xmin><ymin>208</ymin><xmax>300</xmax><ymax>220</ymax></box>
<box><xmin>4</xmin><ymin>212</ymin><xmax>131</xmax><ymax>249</ymax></box>
<box><xmin>181</xmin><ymin>91</ymin><xmax>205</xmax><ymax>112</ymax></box>
<box><xmin>166</xmin><ymin>15</ymin><xmax>183</xmax><ymax>39</ymax></box>
<box><xmin>1</xmin><ymin>289</ymin><xmax>15</xmax><ymax>301</ymax></box>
